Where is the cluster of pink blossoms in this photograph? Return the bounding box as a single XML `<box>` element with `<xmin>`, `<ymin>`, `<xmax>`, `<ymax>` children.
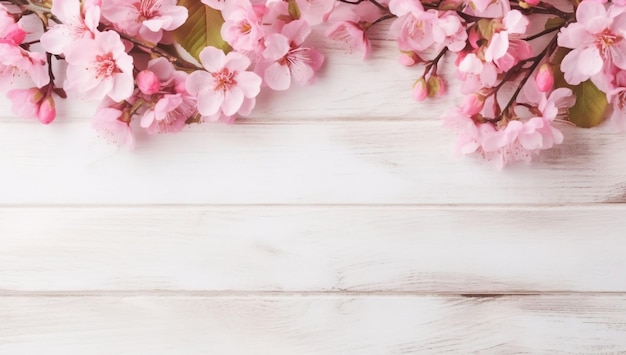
<box><xmin>0</xmin><ymin>0</ymin><xmax>327</xmax><ymax>148</ymax></box>
<box><xmin>1</xmin><ymin>0</ymin><xmax>625</xmax><ymax>166</ymax></box>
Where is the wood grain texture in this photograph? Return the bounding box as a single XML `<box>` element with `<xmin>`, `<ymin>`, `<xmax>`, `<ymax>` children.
<box><xmin>1</xmin><ymin>205</ymin><xmax>625</xmax><ymax>293</ymax></box>
<box><xmin>1</xmin><ymin>121</ymin><xmax>625</xmax><ymax>205</ymax></box>
<box><xmin>2</xmin><ymin>295</ymin><xmax>626</xmax><ymax>354</ymax></box>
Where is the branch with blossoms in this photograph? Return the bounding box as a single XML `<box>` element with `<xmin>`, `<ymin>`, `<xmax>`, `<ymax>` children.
<box><xmin>0</xmin><ymin>0</ymin><xmax>625</xmax><ymax>166</ymax></box>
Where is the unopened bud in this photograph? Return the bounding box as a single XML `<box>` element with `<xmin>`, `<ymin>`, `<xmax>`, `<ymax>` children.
<box><xmin>460</xmin><ymin>94</ymin><xmax>486</xmax><ymax>116</ymax></box>
<box><xmin>413</xmin><ymin>78</ymin><xmax>428</xmax><ymax>102</ymax></box>
<box><xmin>37</xmin><ymin>94</ymin><xmax>56</xmax><ymax>124</ymax></box>
<box><xmin>427</xmin><ymin>75</ymin><xmax>446</xmax><ymax>98</ymax></box>
<box><xmin>136</xmin><ymin>70</ymin><xmax>161</xmax><ymax>95</ymax></box>
<box><xmin>535</xmin><ymin>63</ymin><xmax>554</xmax><ymax>92</ymax></box>
<box><xmin>399</xmin><ymin>51</ymin><xmax>420</xmax><ymax>67</ymax></box>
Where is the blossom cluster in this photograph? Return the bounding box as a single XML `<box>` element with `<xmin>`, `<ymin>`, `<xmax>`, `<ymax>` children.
<box><xmin>1</xmin><ymin>0</ymin><xmax>625</xmax><ymax>166</ymax></box>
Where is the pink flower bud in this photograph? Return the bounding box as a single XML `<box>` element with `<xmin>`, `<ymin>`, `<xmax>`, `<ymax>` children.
<box><xmin>136</xmin><ymin>70</ymin><xmax>161</xmax><ymax>95</ymax></box>
<box><xmin>460</xmin><ymin>94</ymin><xmax>485</xmax><ymax>116</ymax></box>
<box><xmin>399</xmin><ymin>51</ymin><xmax>420</xmax><ymax>67</ymax></box>
<box><xmin>413</xmin><ymin>78</ymin><xmax>428</xmax><ymax>102</ymax></box>
<box><xmin>427</xmin><ymin>75</ymin><xmax>446</xmax><ymax>98</ymax></box>
<box><xmin>38</xmin><ymin>95</ymin><xmax>56</xmax><ymax>124</ymax></box>
<box><xmin>535</xmin><ymin>63</ymin><xmax>554</xmax><ymax>92</ymax></box>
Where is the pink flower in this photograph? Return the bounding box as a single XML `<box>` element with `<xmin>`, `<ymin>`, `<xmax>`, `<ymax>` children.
<box><xmin>558</xmin><ymin>1</ymin><xmax>626</xmax><ymax>85</ymax></box>
<box><xmin>221</xmin><ymin>0</ymin><xmax>265</xmax><ymax>52</ymax></box>
<box><xmin>6</xmin><ymin>86</ymin><xmax>56</xmax><ymax>124</ymax></box>
<box><xmin>63</xmin><ymin>31</ymin><xmax>134</xmax><ymax>102</ymax></box>
<box><xmin>259</xmin><ymin>20</ymin><xmax>324</xmax><ymax>91</ymax></box>
<box><xmin>186</xmin><ymin>46</ymin><xmax>262</xmax><ymax>117</ymax></box>
<box><xmin>326</xmin><ymin>19</ymin><xmax>370</xmax><ymax>59</ymax></box>
<box><xmin>0</xmin><ymin>42</ymin><xmax>49</xmax><ymax>88</ymax></box>
<box><xmin>40</xmin><ymin>0</ymin><xmax>100</xmax><ymax>54</ymax></box>
<box><xmin>102</xmin><ymin>0</ymin><xmax>188</xmax><ymax>43</ymax></box>
<box><xmin>136</xmin><ymin>58</ymin><xmax>195</xmax><ymax>134</ymax></box>
<box><xmin>93</xmin><ymin>100</ymin><xmax>134</xmax><ymax>149</ymax></box>
<box><xmin>484</xmin><ymin>10</ymin><xmax>529</xmax><ymax>63</ymax></box>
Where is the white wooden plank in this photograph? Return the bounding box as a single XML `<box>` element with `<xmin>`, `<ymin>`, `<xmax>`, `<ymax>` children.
<box><xmin>1</xmin><ymin>295</ymin><xmax>626</xmax><ymax>354</ymax></box>
<box><xmin>1</xmin><ymin>121</ymin><xmax>625</xmax><ymax>204</ymax></box>
<box><xmin>2</xmin><ymin>205</ymin><xmax>625</xmax><ymax>293</ymax></box>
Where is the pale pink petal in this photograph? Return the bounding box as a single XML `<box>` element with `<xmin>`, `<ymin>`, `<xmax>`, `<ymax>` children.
<box><xmin>264</xmin><ymin>62</ymin><xmax>291</xmax><ymax>91</ymax></box>
<box><xmin>281</xmin><ymin>19</ymin><xmax>312</xmax><ymax>46</ymax></box>
<box><xmin>578</xmin><ymin>47</ymin><xmax>603</xmax><ymax>77</ymax></box>
<box><xmin>485</xmin><ymin>32</ymin><xmax>508</xmax><ymax>62</ymax></box>
<box><xmin>224</xmin><ymin>51</ymin><xmax>252</xmax><ymax>72</ymax></box>
<box><xmin>263</xmin><ymin>34</ymin><xmax>290</xmax><ymax>61</ymax></box>
<box><xmin>197</xmin><ymin>90</ymin><xmax>224</xmax><ymax>116</ymax></box>
<box><xmin>199</xmin><ymin>46</ymin><xmax>226</xmax><ymax>72</ymax></box>
<box><xmin>576</xmin><ymin>1</ymin><xmax>606</xmax><ymax>27</ymax></box>
<box><xmin>221</xmin><ymin>87</ymin><xmax>244</xmax><ymax>116</ymax></box>
<box><xmin>236</xmin><ymin>71</ymin><xmax>262</xmax><ymax>97</ymax></box>
<box><xmin>185</xmin><ymin>71</ymin><xmax>212</xmax><ymax>95</ymax></box>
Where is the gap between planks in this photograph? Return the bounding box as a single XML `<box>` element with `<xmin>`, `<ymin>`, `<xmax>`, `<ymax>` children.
<box><xmin>1</xmin><ymin>203</ymin><xmax>625</xmax><ymax>209</ymax></box>
<box><xmin>1</xmin><ymin>290</ymin><xmax>626</xmax><ymax>298</ymax></box>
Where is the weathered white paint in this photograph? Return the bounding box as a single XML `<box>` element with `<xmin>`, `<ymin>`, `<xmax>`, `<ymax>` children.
<box><xmin>1</xmin><ymin>206</ymin><xmax>626</xmax><ymax>293</ymax></box>
<box><xmin>2</xmin><ymin>296</ymin><xmax>626</xmax><ymax>354</ymax></box>
<box><xmin>1</xmin><ymin>122</ymin><xmax>625</xmax><ymax>205</ymax></box>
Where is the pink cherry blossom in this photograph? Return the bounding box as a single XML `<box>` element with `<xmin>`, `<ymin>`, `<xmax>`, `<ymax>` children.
<box><xmin>484</xmin><ymin>10</ymin><xmax>529</xmax><ymax>63</ymax></box>
<box><xmin>63</xmin><ymin>31</ymin><xmax>134</xmax><ymax>102</ymax></box>
<box><xmin>40</xmin><ymin>0</ymin><xmax>100</xmax><ymax>54</ymax></box>
<box><xmin>102</xmin><ymin>0</ymin><xmax>188</xmax><ymax>43</ymax></box>
<box><xmin>326</xmin><ymin>21</ymin><xmax>371</xmax><ymax>59</ymax></box>
<box><xmin>558</xmin><ymin>1</ymin><xmax>626</xmax><ymax>85</ymax></box>
<box><xmin>221</xmin><ymin>0</ymin><xmax>265</xmax><ymax>52</ymax></box>
<box><xmin>259</xmin><ymin>20</ymin><xmax>324</xmax><ymax>91</ymax></box>
<box><xmin>135</xmin><ymin>58</ymin><xmax>195</xmax><ymax>134</ymax></box>
<box><xmin>186</xmin><ymin>46</ymin><xmax>262</xmax><ymax>117</ymax></box>
<box><xmin>0</xmin><ymin>42</ymin><xmax>49</xmax><ymax>88</ymax></box>
<box><xmin>92</xmin><ymin>101</ymin><xmax>134</xmax><ymax>149</ymax></box>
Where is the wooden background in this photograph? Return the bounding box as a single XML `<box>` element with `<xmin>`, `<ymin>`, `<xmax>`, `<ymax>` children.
<box><xmin>1</xmin><ymin>29</ymin><xmax>626</xmax><ymax>354</ymax></box>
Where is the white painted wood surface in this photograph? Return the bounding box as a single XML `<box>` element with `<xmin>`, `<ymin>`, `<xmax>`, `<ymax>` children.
<box><xmin>2</xmin><ymin>27</ymin><xmax>626</xmax><ymax>353</ymax></box>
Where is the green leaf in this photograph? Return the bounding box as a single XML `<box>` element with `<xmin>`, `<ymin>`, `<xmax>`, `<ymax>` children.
<box><xmin>173</xmin><ymin>0</ymin><xmax>230</xmax><ymax>61</ymax></box>
<box><xmin>544</xmin><ymin>16</ymin><xmax>566</xmax><ymax>30</ymax></box>
<box><xmin>551</xmin><ymin>47</ymin><xmax>609</xmax><ymax>128</ymax></box>
<box><xmin>568</xmin><ymin>80</ymin><xmax>608</xmax><ymax>128</ymax></box>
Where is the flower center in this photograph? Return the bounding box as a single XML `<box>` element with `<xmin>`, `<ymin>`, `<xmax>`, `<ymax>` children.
<box><xmin>596</xmin><ymin>29</ymin><xmax>622</xmax><ymax>54</ymax></box>
<box><xmin>240</xmin><ymin>22</ymin><xmax>252</xmax><ymax>34</ymax></box>
<box><xmin>95</xmin><ymin>53</ymin><xmax>120</xmax><ymax>79</ymax></box>
<box><xmin>212</xmin><ymin>68</ymin><xmax>236</xmax><ymax>91</ymax></box>
<box><xmin>137</xmin><ymin>0</ymin><xmax>161</xmax><ymax>21</ymax></box>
